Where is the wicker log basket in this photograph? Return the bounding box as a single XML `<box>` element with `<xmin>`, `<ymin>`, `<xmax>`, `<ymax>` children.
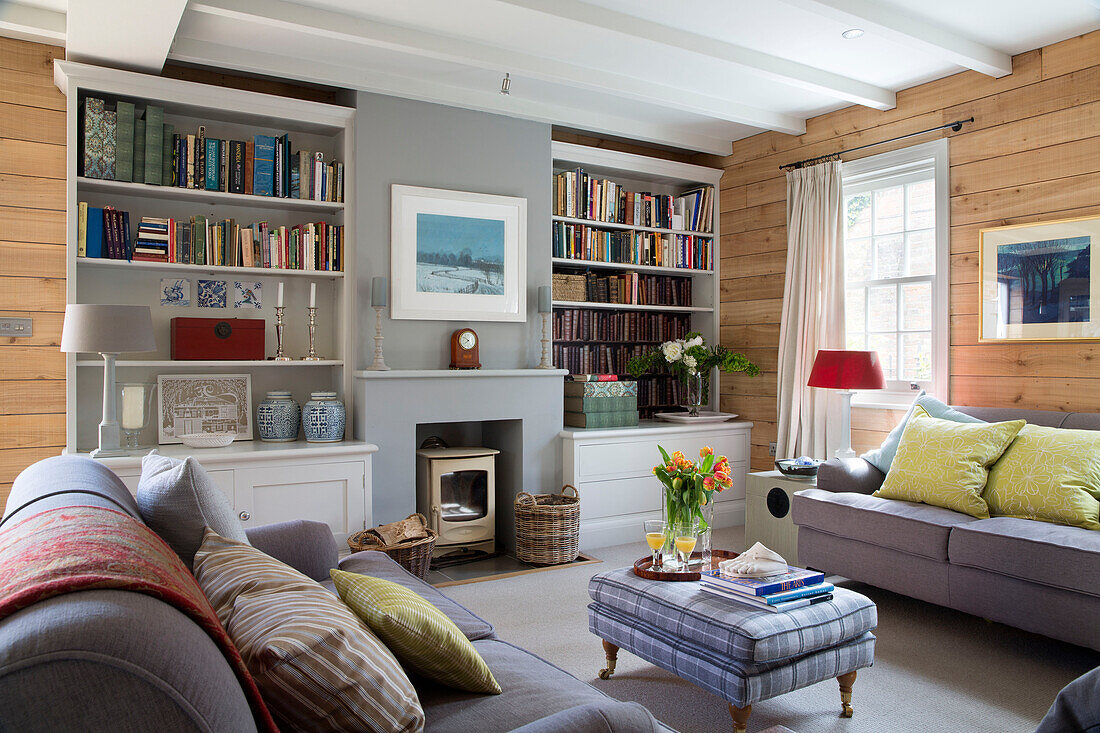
<box><xmin>514</xmin><ymin>485</ymin><xmax>581</xmax><ymax>565</ymax></box>
<box><xmin>347</xmin><ymin>513</ymin><xmax>437</xmax><ymax>579</ymax></box>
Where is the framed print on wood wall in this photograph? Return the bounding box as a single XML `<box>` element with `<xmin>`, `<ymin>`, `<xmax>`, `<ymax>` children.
<box><xmin>390</xmin><ymin>184</ymin><xmax>527</xmax><ymax>321</ymax></box>
<box><xmin>979</xmin><ymin>215</ymin><xmax>1098</xmax><ymax>342</ymax></box>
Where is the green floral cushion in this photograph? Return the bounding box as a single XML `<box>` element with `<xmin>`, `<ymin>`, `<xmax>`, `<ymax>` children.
<box><xmin>874</xmin><ymin>406</ymin><xmax>1024</xmax><ymax>518</ymax></box>
<box><xmin>331</xmin><ymin>569</ymin><xmax>501</xmax><ymax>695</ymax></box>
<box><xmin>984</xmin><ymin>424</ymin><xmax>1100</xmax><ymax>530</ymax></box>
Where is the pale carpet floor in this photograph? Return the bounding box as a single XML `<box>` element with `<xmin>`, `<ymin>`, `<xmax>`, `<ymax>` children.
<box><xmin>444</xmin><ymin>526</ymin><xmax>1100</xmax><ymax>733</ymax></box>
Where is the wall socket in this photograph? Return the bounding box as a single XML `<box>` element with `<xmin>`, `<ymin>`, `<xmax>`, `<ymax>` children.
<box><xmin>768</xmin><ymin>442</ymin><xmax>777</xmax><ymax>456</ymax></box>
<box><xmin>0</xmin><ymin>317</ymin><xmax>32</xmax><ymax>337</ymax></box>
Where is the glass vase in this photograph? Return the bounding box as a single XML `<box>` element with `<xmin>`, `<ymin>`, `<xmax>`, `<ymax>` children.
<box><xmin>681</xmin><ymin>372</ymin><xmax>705</xmax><ymax>417</ymax></box>
<box><xmin>662</xmin><ymin>487</ymin><xmax>714</xmax><ymax>570</ymax></box>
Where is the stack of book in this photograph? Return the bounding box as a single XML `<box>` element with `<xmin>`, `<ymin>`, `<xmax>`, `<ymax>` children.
<box><xmin>563</xmin><ymin>376</ymin><xmax>639</xmax><ymax>429</ymax></box>
<box><xmin>133</xmin><ymin>217</ymin><xmax>170</xmax><ymax>261</ymax></box>
<box><xmin>552</xmin><ymin>221</ymin><xmax>713</xmax><ymax>270</ymax></box>
<box><xmin>700</xmin><ymin>566</ymin><xmax>833</xmax><ymax>613</ymax></box>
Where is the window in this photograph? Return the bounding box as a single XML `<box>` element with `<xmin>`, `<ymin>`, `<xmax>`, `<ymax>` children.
<box><xmin>842</xmin><ymin>139</ymin><xmax>949</xmax><ymax>403</ymax></box>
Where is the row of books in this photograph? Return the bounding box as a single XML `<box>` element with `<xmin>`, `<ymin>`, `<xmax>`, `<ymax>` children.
<box><xmin>554</xmin><ymin>309</ymin><xmax>691</xmax><ymax>343</ymax></box>
<box><xmin>560</xmin><ymin>271</ymin><xmax>693</xmax><ymax>307</ymax></box>
<box><xmin>636</xmin><ymin>378</ymin><xmax>689</xmax><ymax>415</ymax></box>
<box><xmin>563</xmin><ymin>377</ymin><xmax>639</xmax><ymax>429</ymax></box>
<box><xmin>81</xmin><ymin>97</ymin><xmax>344</xmax><ymax>202</ymax></box>
<box><xmin>552</xmin><ymin>222</ymin><xmax>714</xmax><ymax>270</ymax></box>
<box><xmin>553</xmin><ymin>167</ymin><xmax>712</xmax><ymax>233</ymax></box>
<box><xmin>700</xmin><ymin>566</ymin><xmax>831</xmax><ymax>614</ymax></box>
<box><xmin>77</xmin><ymin>203</ymin><xmax>344</xmax><ymax>271</ymax></box>
<box><xmin>554</xmin><ymin>343</ymin><xmax>654</xmax><ymax>377</ymax></box>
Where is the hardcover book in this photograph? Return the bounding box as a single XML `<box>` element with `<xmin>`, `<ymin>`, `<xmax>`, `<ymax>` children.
<box><xmin>564</xmin><ymin>410</ymin><xmax>639</xmax><ymax>429</ymax></box>
<box><xmin>114</xmin><ymin>101</ymin><xmax>135</xmax><ymax>182</ymax></box>
<box><xmin>132</xmin><ymin>118</ymin><xmax>146</xmax><ymax>187</ymax></box>
<box><xmin>700</xmin><ymin>567</ymin><xmax>825</xmax><ymax>597</ymax></box>
<box><xmin>143</xmin><ymin>105</ymin><xmax>163</xmax><ymax>185</ymax></box>
<box><xmin>229</xmin><ymin>140</ymin><xmax>245</xmax><ymax>194</ymax></box>
<box><xmin>204</xmin><ymin>138</ymin><xmax>219</xmax><ymax>191</ymax></box>
<box><xmin>162</xmin><ymin>124</ymin><xmax>174</xmax><ymax>186</ymax></box>
<box><xmin>700</xmin><ymin>584</ymin><xmax>833</xmax><ymax>613</ymax></box>
<box><xmin>82</xmin><ymin>97</ymin><xmax>115</xmax><ymax>180</ymax></box>
<box><xmin>563</xmin><ymin>380</ymin><xmax>638</xmax><ymax>398</ymax></box>
<box><xmin>253</xmin><ymin>135</ymin><xmax>276</xmax><ymax>197</ymax></box>
<box><xmin>564</xmin><ymin>395</ymin><xmax>639</xmax><ymax>413</ymax></box>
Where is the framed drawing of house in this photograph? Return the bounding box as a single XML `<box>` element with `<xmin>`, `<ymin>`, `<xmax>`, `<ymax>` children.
<box><xmin>390</xmin><ymin>184</ymin><xmax>527</xmax><ymax>321</ymax></box>
<box><xmin>157</xmin><ymin>374</ymin><xmax>254</xmax><ymax>444</ymax></box>
<box><xmin>979</xmin><ymin>215</ymin><xmax>1099</xmax><ymax>342</ymax></box>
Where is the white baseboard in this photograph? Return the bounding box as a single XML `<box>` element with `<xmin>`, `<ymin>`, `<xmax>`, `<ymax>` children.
<box><xmin>580</xmin><ymin>499</ymin><xmax>746</xmax><ymax>550</ymax></box>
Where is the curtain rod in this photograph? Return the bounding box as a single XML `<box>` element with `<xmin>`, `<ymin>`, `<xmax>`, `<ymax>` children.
<box><xmin>778</xmin><ymin>117</ymin><xmax>974</xmax><ymax>171</ymax></box>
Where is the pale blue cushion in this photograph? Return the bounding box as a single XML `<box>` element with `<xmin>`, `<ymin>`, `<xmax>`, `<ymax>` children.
<box><xmin>861</xmin><ymin>393</ymin><xmax>985</xmax><ymax>474</ymax></box>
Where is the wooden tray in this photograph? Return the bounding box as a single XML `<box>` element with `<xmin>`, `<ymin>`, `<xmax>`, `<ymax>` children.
<box><xmin>633</xmin><ymin>549</ymin><xmax>739</xmax><ymax>582</ymax></box>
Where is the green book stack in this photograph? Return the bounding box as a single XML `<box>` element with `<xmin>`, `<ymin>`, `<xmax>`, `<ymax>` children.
<box><xmin>133</xmin><ymin>117</ymin><xmax>146</xmax><ymax>185</ymax></box>
<box><xmin>114</xmin><ymin>101</ymin><xmax>135</xmax><ymax>182</ymax></box>
<box><xmin>564</xmin><ymin>395</ymin><xmax>638</xmax><ymax>413</ymax></box>
<box><xmin>564</xmin><ymin>410</ymin><xmax>639</xmax><ymax>429</ymax></box>
<box><xmin>563</xmin><ymin>378</ymin><xmax>639</xmax><ymax>429</ymax></box>
<box><xmin>144</xmin><ymin>105</ymin><xmax>163</xmax><ymax>185</ymax></box>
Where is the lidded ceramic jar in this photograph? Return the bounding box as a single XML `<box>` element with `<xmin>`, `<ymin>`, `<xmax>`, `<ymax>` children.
<box><xmin>257</xmin><ymin>391</ymin><xmax>300</xmax><ymax>442</ymax></box>
<box><xmin>303</xmin><ymin>391</ymin><xmax>345</xmax><ymax>443</ymax></box>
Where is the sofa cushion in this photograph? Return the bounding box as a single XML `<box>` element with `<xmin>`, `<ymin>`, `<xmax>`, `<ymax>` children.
<box><xmin>861</xmin><ymin>392</ymin><xmax>986</xmax><ymax>474</ymax></box>
<box><xmin>418</xmin><ymin>638</ymin><xmax>658</xmax><ymax>733</ymax></box>
<box><xmin>193</xmin><ymin>530</ymin><xmax>424</xmax><ymax>733</ymax></box>
<box><xmin>136</xmin><ymin>452</ymin><xmax>248</xmax><ymax>567</ymax></box>
<box><xmin>874</xmin><ymin>407</ymin><xmax>1024</xmax><ymax>518</ymax></box>
<box><xmin>4</xmin><ymin>455</ymin><xmax>141</xmax><ymax>527</ymax></box>
<box><xmin>948</xmin><ymin>518</ymin><xmax>1100</xmax><ymax>598</ymax></box>
<box><xmin>983</xmin><ymin>424</ymin><xmax>1100</xmax><ymax>530</ymax></box>
<box><xmin>331</xmin><ymin>569</ymin><xmax>500</xmax><ymax>694</ymax></box>
<box><xmin>793</xmin><ymin>488</ymin><xmax>979</xmax><ymax>561</ymax></box>
<box><xmin>339</xmin><ymin>550</ymin><xmax>495</xmax><ymax>641</ymax></box>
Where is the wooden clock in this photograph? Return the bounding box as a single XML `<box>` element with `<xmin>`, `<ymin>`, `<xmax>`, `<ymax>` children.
<box><xmin>449</xmin><ymin>328</ymin><xmax>481</xmax><ymax>370</ymax></box>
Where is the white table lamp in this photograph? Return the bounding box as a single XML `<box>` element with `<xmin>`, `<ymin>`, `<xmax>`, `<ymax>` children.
<box><xmin>61</xmin><ymin>304</ymin><xmax>156</xmax><ymax>457</ymax></box>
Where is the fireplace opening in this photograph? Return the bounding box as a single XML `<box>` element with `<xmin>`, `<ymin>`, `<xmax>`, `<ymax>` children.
<box><xmin>416</xmin><ymin>446</ymin><xmax>500</xmax><ymax>556</ymax></box>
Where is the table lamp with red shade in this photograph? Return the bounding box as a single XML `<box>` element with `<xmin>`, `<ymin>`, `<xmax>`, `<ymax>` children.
<box><xmin>807</xmin><ymin>349</ymin><xmax>886</xmax><ymax>460</ymax></box>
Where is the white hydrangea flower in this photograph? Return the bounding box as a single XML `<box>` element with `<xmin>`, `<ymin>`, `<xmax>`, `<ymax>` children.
<box><xmin>688</xmin><ymin>367</ymin><xmax>697</xmax><ymax>375</ymax></box>
<box><xmin>662</xmin><ymin>340</ymin><xmax>683</xmax><ymax>362</ymax></box>
<box><xmin>683</xmin><ymin>355</ymin><xmax>697</xmax><ymax>369</ymax></box>
<box><xmin>686</xmin><ymin>335</ymin><xmax>704</xmax><ymax>348</ymax></box>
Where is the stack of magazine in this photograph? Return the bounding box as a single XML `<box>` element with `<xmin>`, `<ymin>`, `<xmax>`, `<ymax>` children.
<box><xmin>700</xmin><ymin>566</ymin><xmax>833</xmax><ymax>613</ymax></box>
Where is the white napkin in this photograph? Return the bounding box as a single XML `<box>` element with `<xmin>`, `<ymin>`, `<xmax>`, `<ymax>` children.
<box><xmin>718</xmin><ymin>542</ymin><xmax>787</xmax><ymax>577</ymax></box>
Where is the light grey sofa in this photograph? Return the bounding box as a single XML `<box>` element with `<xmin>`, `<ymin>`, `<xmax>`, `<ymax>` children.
<box><xmin>791</xmin><ymin>406</ymin><xmax>1100</xmax><ymax>651</ymax></box>
<box><xmin>0</xmin><ymin>456</ymin><xmax>666</xmax><ymax>732</ymax></box>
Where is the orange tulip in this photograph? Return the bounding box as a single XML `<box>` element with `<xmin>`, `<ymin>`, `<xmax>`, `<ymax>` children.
<box><xmin>699</xmin><ymin>446</ymin><xmax>714</xmax><ymax>458</ymax></box>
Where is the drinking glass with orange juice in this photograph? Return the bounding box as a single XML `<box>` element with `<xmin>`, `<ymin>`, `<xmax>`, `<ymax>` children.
<box><xmin>644</xmin><ymin>519</ymin><xmax>667</xmax><ymax>569</ymax></box>
<box><xmin>673</xmin><ymin>522</ymin><xmax>699</xmax><ymax>569</ymax></box>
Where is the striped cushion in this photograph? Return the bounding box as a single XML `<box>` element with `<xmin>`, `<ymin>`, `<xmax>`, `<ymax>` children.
<box><xmin>331</xmin><ymin>569</ymin><xmax>500</xmax><ymax>694</ymax></box>
<box><xmin>193</xmin><ymin>530</ymin><xmax>424</xmax><ymax>733</ymax></box>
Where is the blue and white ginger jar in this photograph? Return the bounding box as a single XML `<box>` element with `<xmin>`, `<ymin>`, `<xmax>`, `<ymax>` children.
<box><xmin>303</xmin><ymin>391</ymin><xmax>345</xmax><ymax>443</ymax></box>
<box><xmin>257</xmin><ymin>391</ymin><xmax>300</xmax><ymax>442</ymax></box>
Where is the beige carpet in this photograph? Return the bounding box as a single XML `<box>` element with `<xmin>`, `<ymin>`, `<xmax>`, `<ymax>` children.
<box><xmin>443</xmin><ymin>526</ymin><xmax>1099</xmax><ymax>733</ymax></box>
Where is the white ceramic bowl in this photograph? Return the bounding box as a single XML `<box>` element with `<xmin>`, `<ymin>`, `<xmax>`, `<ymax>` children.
<box><xmin>179</xmin><ymin>432</ymin><xmax>236</xmax><ymax>449</ymax></box>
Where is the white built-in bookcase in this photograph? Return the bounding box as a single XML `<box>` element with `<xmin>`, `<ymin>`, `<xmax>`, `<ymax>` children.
<box><xmin>54</xmin><ymin>61</ymin><xmax>358</xmax><ymax>455</ymax></box>
<box><xmin>550</xmin><ymin>142</ymin><xmax>723</xmax><ymax>413</ymax></box>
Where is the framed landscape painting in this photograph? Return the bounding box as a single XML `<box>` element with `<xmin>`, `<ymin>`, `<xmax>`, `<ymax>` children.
<box><xmin>979</xmin><ymin>215</ymin><xmax>1099</xmax><ymax>342</ymax></box>
<box><xmin>390</xmin><ymin>184</ymin><xmax>527</xmax><ymax>321</ymax></box>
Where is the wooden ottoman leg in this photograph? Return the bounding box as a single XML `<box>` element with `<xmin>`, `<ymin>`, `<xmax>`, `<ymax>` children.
<box><xmin>729</xmin><ymin>703</ymin><xmax>752</xmax><ymax>733</ymax></box>
<box><xmin>598</xmin><ymin>639</ymin><xmax>619</xmax><ymax>680</ymax></box>
<box><xmin>838</xmin><ymin>671</ymin><xmax>857</xmax><ymax>718</ymax></box>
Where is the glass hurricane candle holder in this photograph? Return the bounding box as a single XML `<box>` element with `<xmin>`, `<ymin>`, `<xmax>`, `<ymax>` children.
<box><xmin>118</xmin><ymin>382</ymin><xmax>156</xmax><ymax>450</ymax></box>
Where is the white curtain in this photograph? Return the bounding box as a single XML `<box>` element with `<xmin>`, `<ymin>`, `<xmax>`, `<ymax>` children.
<box><xmin>776</xmin><ymin>161</ymin><xmax>845</xmax><ymax>459</ymax></box>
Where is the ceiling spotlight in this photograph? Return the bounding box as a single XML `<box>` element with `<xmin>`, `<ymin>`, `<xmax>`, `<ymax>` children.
<box><xmin>841</xmin><ymin>28</ymin><xmax>864</xmax><ymax>39</ymax></box>
<box><xmin>500</xmin><ymin>73</ymin><xmax>511</xmax><ymax>95</ymax></box>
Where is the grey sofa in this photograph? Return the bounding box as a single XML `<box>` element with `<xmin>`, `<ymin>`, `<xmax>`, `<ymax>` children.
<box><xmin>791</xmin><ymin>406</ymin><xmax>1100</xmax><ymax>651</ymax></box>
<box><xmin>0</xmin><ymin>456</ymin><xmax>666</xmax><ymax>732</ymax></box>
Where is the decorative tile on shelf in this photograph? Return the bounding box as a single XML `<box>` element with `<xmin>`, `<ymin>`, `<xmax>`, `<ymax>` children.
<box><xmin>197</xmin><ymin>279</ymin><xmax>227</xmax><ymax>308</ymax></box>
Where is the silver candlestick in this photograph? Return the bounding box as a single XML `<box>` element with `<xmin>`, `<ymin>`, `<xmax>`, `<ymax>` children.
<box><xmin>367</xmin><ymin>305</ymin><xmax>390</xmax><ymax>370</ymax></box>
<box><xmin>303</xmin><ymin>306</ymin><xmax>322</xmax><ymax>361</ymax></box>
<box><xmin>273</xmin><ymin>306</ymin><xmax>291</xmax><ymax>361</ymax></box>
<box><xmin>537</xmin><ymin>311</ymin><xmax>553</xmax><ymax>368</ymax></box>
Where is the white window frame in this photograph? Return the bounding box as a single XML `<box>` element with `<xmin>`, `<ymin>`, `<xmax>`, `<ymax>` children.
<box><xmin>842</xmin><ymin>138</ymin><xmax>950</xmax><ymax>409</ymax></box>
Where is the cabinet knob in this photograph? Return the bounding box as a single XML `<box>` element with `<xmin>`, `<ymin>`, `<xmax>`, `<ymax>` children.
<box><xmin>238</xmin><ymin>510</ymin><xmax>251</xmax><ymax>521</ymax></box>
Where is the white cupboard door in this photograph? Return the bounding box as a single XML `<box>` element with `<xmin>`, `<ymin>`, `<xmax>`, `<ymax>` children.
<box><xmin>234</xmin><ymin>461</ymin><xmax>366</xmax><ymax>544</ymax></box>
<box><xmin>116</xmin><ymin>468</ymin><xmax>236</xmax><ymax>504</ymax></box>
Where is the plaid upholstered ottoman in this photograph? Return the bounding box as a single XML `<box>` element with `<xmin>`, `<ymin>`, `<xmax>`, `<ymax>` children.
<box><xmin>588</xmin><ymin>567</ymin><xmax>877</xmax><ymax>732</ymax></box>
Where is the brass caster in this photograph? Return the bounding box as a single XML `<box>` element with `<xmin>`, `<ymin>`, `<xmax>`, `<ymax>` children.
<box><xmin>598</xmin><ymin>667</ymin><xmax>614</xmax><ymax>680</ymax></box>
<box><xmin>841</xmin><ymin>702</ymin><xmax>854</xmax><ymax>718</ymax></box>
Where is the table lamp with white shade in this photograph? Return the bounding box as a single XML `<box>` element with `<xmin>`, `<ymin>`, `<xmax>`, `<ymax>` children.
<box><xmin>806</xmin><ymin>349</ymin><xmax>885</xmax><ymax>460</ymax></box>
<box><xmin>61</xmin><ymin>304</ymin><xmax>156</xmax><ymax>457</ymax></box>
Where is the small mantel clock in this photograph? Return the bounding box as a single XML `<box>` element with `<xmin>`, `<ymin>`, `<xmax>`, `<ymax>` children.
<box><xmin>449</xmin><ymin>328</ymin><xmax>481</xmax><ymax>370</ymax></box>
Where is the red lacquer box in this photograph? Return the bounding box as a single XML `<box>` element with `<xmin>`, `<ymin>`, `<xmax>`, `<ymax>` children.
<box><xmin>170</xmin><ymin>317</ymin><xmax>265</xmax><ymax>360</ymax></box>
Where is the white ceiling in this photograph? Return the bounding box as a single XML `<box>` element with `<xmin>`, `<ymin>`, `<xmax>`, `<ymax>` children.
<box><xmin>2</xmin><ymin>0</ymin><xmax>1098</xmax><ymax>154</ymax></box>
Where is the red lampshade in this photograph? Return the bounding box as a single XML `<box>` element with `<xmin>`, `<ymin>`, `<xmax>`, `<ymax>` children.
<box><xmin>807</xmin><ymin>350</ymin><xmax>886</xmax><ymax>390</ymax></box>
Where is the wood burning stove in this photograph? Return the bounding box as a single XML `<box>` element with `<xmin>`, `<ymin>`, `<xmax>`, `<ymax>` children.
<box><xmin>416</xmin><ymin>447</ymin><xmax>499</xmax><ymax>555</ymax></box>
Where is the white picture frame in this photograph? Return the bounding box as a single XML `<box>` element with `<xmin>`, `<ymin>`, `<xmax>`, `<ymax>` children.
<box><xmin>157</xmin><ymin>373</ymin><xmax>254</xmax><ymax>444</ymax></box>
<box><xmin>390</xmin><ymin>184</ymin><xmax>527</xmax><ymax>321</ymax></box>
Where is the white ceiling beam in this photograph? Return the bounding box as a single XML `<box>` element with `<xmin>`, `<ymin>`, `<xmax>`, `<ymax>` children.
<box><xmin>67</xmin><ymin>0</ymin><xmax>188</xmax><ymax>73</ymax></box>
<box><xmin>784</xmin><ymin>0</ymin><xmax>1012</xmax><ymax>78</ymax></box>
<box><xmin>168</xmin><ymin>37</ymin><xmax>735</xmax><ymax>155</ymax></box>
<box><xmin>187</xmin><ymin>0</ymin><xmax>804</xmax><ymax>136</ymax></box>
<box><xmin>0</xmin><ymin>2</ymin><xmax>65</xmax><ymax>46</ymax></box>
<box><xmin>495</xmin><ymin>0</ymin><xmax>895</xmax><ymax>110</ymax></box>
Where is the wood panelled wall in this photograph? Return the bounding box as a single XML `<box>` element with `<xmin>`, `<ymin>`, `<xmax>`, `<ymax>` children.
<box><xmin>717</xmin><ymin>30</ymin><xmax>1100</xmax><ymax>472</ymax></box>
<box><xmin>0</xmin><ymin>37</ymin><xmax>67</xmax><ymax>502</ymax></box>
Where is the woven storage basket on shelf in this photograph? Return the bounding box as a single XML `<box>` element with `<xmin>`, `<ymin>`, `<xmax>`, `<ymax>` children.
<box><xmin>514</xmin><ymin>485</ymin><xmax>580</xmax><ymax>565</ymax></box>
<box><xmin>552</xmin><ymin>273</ymin><xmax>587</xmax><ymax>302</ymax></box>
<box><xmin>347</xmin><ymin>513</ymin><xmax>437</xmax><ymax>579</ymax></box>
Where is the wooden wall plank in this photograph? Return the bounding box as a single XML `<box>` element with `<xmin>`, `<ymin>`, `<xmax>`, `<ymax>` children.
<box><xmin>720</xmin><ymin>272</ymin><xmax>785</xmax><ymax>301</ymax></box>
<box><xmin>0</xmin><ymin>346</ymin><xmax>65</xmax><ymax>379</ymax></box>
<box><xmin>949</xmin><ymin>101</ymin><xmax>1100</xmax><ymax>167</ymax></box>
<box><xmin>0</xmin><ymin>173</ymin><xmax>65</xmax><ymax>210</ymax></box>
<box><xmin>720</xmin><ymin>298</ymin><xmax>782</xmax><ymax>326</ymax></box>
<box><xmin>0</xmin><ymin>67</ymin><xmax>65</xmax><ymax>111</ymax></box>
<box><xmin>0</xmin><ymin>101</ymin><xmax>65</xmax><ymax>145</ymax></box>
<box><xmin>952</xmin><ymin>344</ymin><xmax>1100</xmax><ymax>377</ymax></box>
<box><xmin>1040</xmin><ymin>32</ymin><xmax>1100</xmax><ymax>79</ymax></box>
<box><xmin>0</xmin><ymin>311</ymin><xmax>62</xmax><ymax>346</ymax></box>
<box><xmin>720</xmin><ymin>250</ymin><xmax>786</xmax><ymax>279</ymax></box>
<box><xmin>951</xmin><ymin>376</ymin><xmax>1100</xmax><ymax>413</ymax></box>
<box><xmin>0</xmin><ymin>241</ymin><xmax>65</xmax><ymax>278</ymax></box>
<box><xmin>0</xmin><ymin>380</ymin><xmax>65</xmax><ymax>415</ymax></box>
<box><xmin>950</xmin><ymin>171</ymin><xmax>1100</xmax><ymax>226</ymax></box>
<box><xmin>722</xmin><ymin>225</ymin><xmax>787</xmax><ymax>257</ymax></box>
<box><xmin>0</xmin><ymin>276</ymin><xmax>64</xmax><ymax>311</ymax></box>
<box><xmin>0</xmin><ymin>37</ymin><xmax>62</xmax><ymax>76</ymax></box>
<box><xmin>0</xmin><ymin>139</ymin><xmax>65</xmax><ymax>179</ymax></box>
<box><xmin>0</xmin><ymin>413</ymin><xmax>66</xmax><ymax>448</ymax></box>
<box><xmin>0</xmin><ymin>207</ymin><xmax>65</xmax><ymax>244</ymax></box>
<box><xmin>950</xmin><ymin>136</ymin><xmax>1100</xmax><ymax>197</ymax></box>
<box><xmin>0</xmin><ymin>446</ymin><xmax>61</xmax><ymax>484</ymax></box>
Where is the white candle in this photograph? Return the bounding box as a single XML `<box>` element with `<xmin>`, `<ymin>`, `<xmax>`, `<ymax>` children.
<box><xmin>309</xmin><ymin>282</ymin><xmax>316</xmax><ymax>309</ymax></box>
<box><xmin>121</xmin><ymin>384</ymin><xmax>146</xmax><ymax>430</ymax></box>
<box><xmin>277</xmin><ymin>282</ymin><xmax>284</xmax><ymax>307</ymax></box>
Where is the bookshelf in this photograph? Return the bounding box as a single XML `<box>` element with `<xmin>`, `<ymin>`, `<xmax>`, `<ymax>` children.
<box><xmin>550</xmin><ymin>142</ymin><xmax>722</xmax><ymax>418</ymax></box>
<box><xmin>55</xmin><ymin>61</ymin><xmax>358</xmax><ymax>455</ymax></box>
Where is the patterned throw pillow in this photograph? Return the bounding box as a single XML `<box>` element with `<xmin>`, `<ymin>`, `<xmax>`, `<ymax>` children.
<box><xmin>984</xmin><ymin>424</ymin><xmax>1100</xmax><ymax>530</ymax></box>
<box><xmin>193</xmin><ymin>530</ymin><xmax>425</xmax><ymax>733</ymax></box>
<box><xmin>861</xmin><ymin>392</ymin><xmax>986</xmax><ymax>474</ymax></box>
<box><xmin>874</xmin><ymin>407</ymin><xmax>1024</xmax><ymax>518</ymax></box>
<box><xmin>331</xmin><ymin>569</ymin><xmax>501</xmax><ymax>695</ymax></box>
